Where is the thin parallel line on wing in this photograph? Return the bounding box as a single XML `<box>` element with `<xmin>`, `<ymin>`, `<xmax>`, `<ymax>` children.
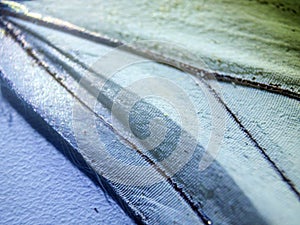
<box><xmin>0</xmin><ymin>18</ymin><xmax>212</xmax><ymax>225</ymax></box>
<box><xmin>7</xmin><ymin>19</ymin><xmax>103</xmax><ymax>80</ymax></box>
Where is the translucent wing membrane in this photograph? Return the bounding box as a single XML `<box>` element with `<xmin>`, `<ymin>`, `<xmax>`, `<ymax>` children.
<box><xmin>1</xmin><ymin>1</ymin><xmax>299</xmax><ymax>224</ymax></box>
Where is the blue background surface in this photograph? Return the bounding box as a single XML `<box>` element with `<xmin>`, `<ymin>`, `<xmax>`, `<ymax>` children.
<box><xmin>0</xmin><ymin>88</ymin><xmax>134</xmax><ymax>225</ymax></box>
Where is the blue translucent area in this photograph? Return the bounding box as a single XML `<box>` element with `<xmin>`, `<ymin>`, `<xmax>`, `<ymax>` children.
<box><xmin>0</xmin><ymin>91</ymin><xmax>134</xmax><ymax>225</ymax></box>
